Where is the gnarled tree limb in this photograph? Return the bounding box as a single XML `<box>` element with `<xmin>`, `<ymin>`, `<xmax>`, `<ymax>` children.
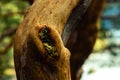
<box><xmin>14</xmin><ymin>0</ymin><xmax>80</xmax><ymax>80</ymax></box>
<box><xmin>14</xmin><ymin>0</ymin><xmax>105</xmax><ymax>80</ymax></box>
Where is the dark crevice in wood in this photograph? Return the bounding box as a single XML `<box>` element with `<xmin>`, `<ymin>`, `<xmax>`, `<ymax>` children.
<box><xmin>62</xmin><ymin>0</ymin><xmax>92</xmax><ymax>45</ymax></box>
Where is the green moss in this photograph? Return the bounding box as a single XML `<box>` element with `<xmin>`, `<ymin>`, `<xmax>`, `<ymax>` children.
<box><xmin>39</xmin><ymin>26</ymin><xmax>58</xmax><ymax>57</ymax></box>
<box><xmin>44</xmin><ymin>43</ymin><xmax>58</xmax><ymax>56</ymax></box>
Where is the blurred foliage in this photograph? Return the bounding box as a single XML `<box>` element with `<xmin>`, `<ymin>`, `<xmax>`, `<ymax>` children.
<box><xmin>0</xmin><ymin>0</ymin><xmax>29</xmax><ymax>33</ymax></box>
<box><xmin>93</xmin><ymin>2</ymin><xmax>120</xmax><ymax>52</ymax></box>
<box><xmin>0</xmin><ymin>0</ymin><xmax>29</xmax><ymax>80</ymax></box>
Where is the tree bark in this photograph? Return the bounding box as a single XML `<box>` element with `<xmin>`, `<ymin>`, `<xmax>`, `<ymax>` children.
<box><xmin>66</xmin><ymin>0</ymin><xmax>105</xmax><ymax>80</ymax></box>
<box><xmin>14</xmin><ymin>0</ymin><xmax>105</xmax><ymax>80</ymax></box>
<box><xmin>14</xmin><ymin>0</ymin><xmax>80</xmax><ymax>80</ymax></box>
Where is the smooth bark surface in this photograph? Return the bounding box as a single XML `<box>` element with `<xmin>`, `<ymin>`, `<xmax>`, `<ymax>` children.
<box><xmin>66</xmin><ymin>0</ymin><xmax>105</xmax><ymax>80</ymax></box>
<box><xmin>14</xmin><ymin>0</ymin><xmax>80</xmax><ymax>80</ymax></box>
<box><xmin>14</xmin><ymin>0</ymin><xmax>105</xmax><ymax>80</ymax></box>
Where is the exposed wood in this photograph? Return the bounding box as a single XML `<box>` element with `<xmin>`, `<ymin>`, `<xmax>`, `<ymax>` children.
<box><xmin>14</xmin><ymin>0</ymin><xmax>80</xmax><ymax>80</ymax></box>
<box><xmin>14</xmin><ymin>0</ymin><xmax>105</xmax><ymax>80</ymax></box>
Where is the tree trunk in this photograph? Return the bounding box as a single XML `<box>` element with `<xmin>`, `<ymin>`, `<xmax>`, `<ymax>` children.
<box><xmin>14</xmin><ymin>0</ymin><xmax>105</xmax><ymax>80</ymax></box>
<box><xmin>14</xmin><ymin>0</ymin><xmax>79</xmax><ymax>80</ymax></box>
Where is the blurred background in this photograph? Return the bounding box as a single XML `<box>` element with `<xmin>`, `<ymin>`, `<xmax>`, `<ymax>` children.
<box><xmin>81</xmin><ymin>0</ymin><xmax>120</xmax><ymax>80</ymax></box>
<box><xmin>0</xmin><ymin>0</ymin><xmax>120</xmax><ymax>80</ymax></box>
<box><xmin>0</xmin><ymin>0</ymin><xmax>29</xmax><ymax>80</ymax></box>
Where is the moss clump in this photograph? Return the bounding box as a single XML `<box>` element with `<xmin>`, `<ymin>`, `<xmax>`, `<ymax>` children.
<box><xmin>39</xmin><ymin>26</ymin><xmax>58</xmax><ymax>57</ymax></box>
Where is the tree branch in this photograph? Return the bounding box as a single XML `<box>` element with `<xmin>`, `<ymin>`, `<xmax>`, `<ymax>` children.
<box><xmin>62</xmin><ymin>0</ymin><xmax>92</xmax><ymax>45</ymax></box>
<box><xmin>101</xmin><ymin>14</ymin><xmax>120</xmax><ymax>19</ymax></box>
<box><xmin>13</xmin><ymin>0</ymin><xmax>105</xmax><ymax>80</ymax></box>
<box><xmin>1</xmin><ymin>11</ymin><xmax>25</xmax><ymax>17</ymax></box>
<box><xmin>0</xmin><ymin>39</ymin><xmax>13</xmax><ymax>55</ymax></box>
<box><xmin>14</xmin><ymin>0</ymin><xmax>80</xmax><ymax>80</ymax></box>
<box><xmin>0</xmin><ymin>27</ymin><xmax>17</xmax><ymax>41</ymax></box>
